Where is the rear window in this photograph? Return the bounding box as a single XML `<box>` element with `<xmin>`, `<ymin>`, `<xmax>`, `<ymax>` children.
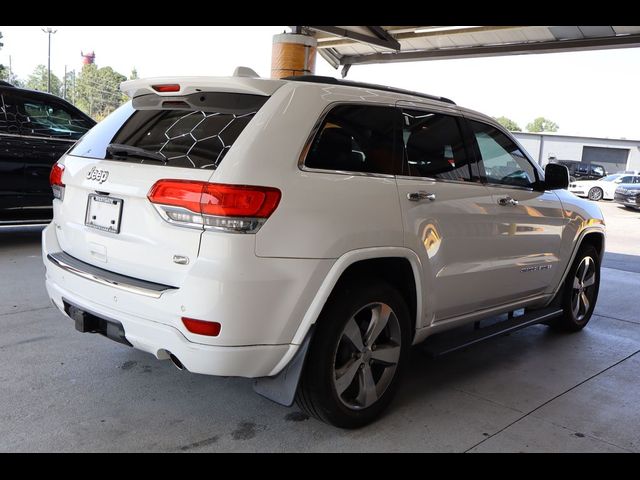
<box><xmin>70</xmin><ymin>92</ymin><xmax>268</xmax><ymax>169</ymax></box>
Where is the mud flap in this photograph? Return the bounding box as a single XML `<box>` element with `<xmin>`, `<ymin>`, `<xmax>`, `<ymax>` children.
<box><xmin>252</xmin><ymin>327</ymin><xmax>314</xmax><ymax>407</ymax></box>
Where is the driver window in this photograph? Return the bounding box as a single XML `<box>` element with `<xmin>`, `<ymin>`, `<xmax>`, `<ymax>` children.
<box><xmin>469</xmin><ymin>120</ymin><xmax>536</xmax><ymax>188</ymax></box>
<box><xmin>13</xmin><ymin>94</ymin><xmax>92</xmax><ymax>140</ymax></box>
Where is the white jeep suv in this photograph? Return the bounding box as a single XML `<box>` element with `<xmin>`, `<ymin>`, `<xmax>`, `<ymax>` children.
<box><xmin>43</xmin><ymin>72</ymin><xmax>605</xmax><ymax>428</ymax></box>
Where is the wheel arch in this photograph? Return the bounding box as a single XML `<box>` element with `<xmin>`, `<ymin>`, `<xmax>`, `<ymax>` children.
<box><xmin>294</xmin><ymin>247</ymin><xmax>423</xmax><ymax>344</ymax></box>
<box><xmin>552</xmin><ymin>228</ymin><xmax>605</xmax><ymax>299</ymax></box>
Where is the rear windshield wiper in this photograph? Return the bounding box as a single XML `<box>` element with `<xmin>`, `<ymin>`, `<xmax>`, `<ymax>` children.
<box><xmin>106</xmin><ymin>143</ymin><xmax>167</xmax><ymax>163</ymax></box>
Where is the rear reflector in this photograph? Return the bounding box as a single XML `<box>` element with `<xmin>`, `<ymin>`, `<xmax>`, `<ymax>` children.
<box><xmin>182</xmin><ymin>317</ymin><xmax>221</xmax><ymax>337</ymax></box>
<box><xmin>148</xmin><ymin>180</ymin><xmax>281</xmax><ymax>233</ymax></box>
<box><xmin>152</xmin><ymin>84</ymin><xmax>180</xmax><ymax>92</ymax></box>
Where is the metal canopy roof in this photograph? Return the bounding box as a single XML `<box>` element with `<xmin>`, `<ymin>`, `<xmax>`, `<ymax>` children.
<box><xmin>299</xmin><ymin>26</ymin><xmax>640</xmax><ymax>76</ymax></box>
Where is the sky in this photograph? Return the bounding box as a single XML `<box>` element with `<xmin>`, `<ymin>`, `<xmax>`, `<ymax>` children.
<box><xmin>1</xmin><ymin>25</ymin><xmax>639</xmax><ymax>140</ymax></box>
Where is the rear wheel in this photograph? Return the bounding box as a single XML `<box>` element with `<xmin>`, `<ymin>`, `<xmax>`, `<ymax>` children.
<box><xmin>295</xmin><ymin>280</ymin><xmax>411</xmax><ymax>428</ymax></box>
<box><xmin>550</xmin><ymin>245</ymin><xmax>600</xmax><ymax>332</ymax></box>
<box><xmin>588</xmin><ymin>187</ymin><xmax>603</xmax><ymax>201</ymax></box>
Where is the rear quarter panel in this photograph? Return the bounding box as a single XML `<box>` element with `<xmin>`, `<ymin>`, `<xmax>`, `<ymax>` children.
<box><xmin>210</xmin><ymin>83</ymin><xmax>405</xmax><ymax>259</ymax></box>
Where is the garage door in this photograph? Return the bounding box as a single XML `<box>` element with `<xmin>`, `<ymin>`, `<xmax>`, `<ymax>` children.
<box><xmin>582</xmin><ymin>146</ymin><xmax>629</xmax><ymax>173</ymax></box>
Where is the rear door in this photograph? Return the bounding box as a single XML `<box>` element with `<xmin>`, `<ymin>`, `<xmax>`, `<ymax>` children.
<box><xmin>395</xmin><ymin>106</ymin><xmax>497</xmax><ymax>320</ymax></box>
<box><xmin>55</xmin><ymin>92</ymin><xmax>268</xmax><ymax>286</ymax></box>
<box><xmin>466</xmin><ymin>119</ymin><xmax>565</xmax><ymax>304</ymax></box>
<box><xmin>0</xmin><ymin>92</ymin><xmax>25</xmax><ymax>215</ymax></box>
<box><xmin>11</xmin><ymin>91</ymin><xmax>94</xmax><ymax>210</ymax></box>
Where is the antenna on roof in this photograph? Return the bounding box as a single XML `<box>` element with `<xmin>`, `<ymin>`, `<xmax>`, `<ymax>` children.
<box><xmin>233</xmin><ymin>67</ymin><xmax>260</xmax><ymax>78</ymax></box>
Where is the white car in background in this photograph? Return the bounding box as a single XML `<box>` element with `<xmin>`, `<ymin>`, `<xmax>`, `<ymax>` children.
<box><xmin>569</xmin><ymin>173</ymin><xmax>640</xmax><ymax>201</ymax></box>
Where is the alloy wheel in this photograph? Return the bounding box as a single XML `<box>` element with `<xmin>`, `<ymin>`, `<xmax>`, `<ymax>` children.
<box><xmin>332</xmin><ymin>302</ymin><xmax>402</xmax><ymax>410</ymax></box>
<box><xmin>571</xmin><ymin>256</ymin><xmax>597</xmax><ymax>321</ymax></box>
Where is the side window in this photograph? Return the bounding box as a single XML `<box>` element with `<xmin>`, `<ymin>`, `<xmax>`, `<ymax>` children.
<box><xmin>469</xmin><ymin>120</ymin><xmax>537</xmax><ymax>188</ymax></box>
<box><xmin>0</xmin><ymin>93</ymin><xmax>19</xmax><ymax>134</ymax></box>
<box><xmin>619</xmin><ymin>176</ymin><xmax>633</xmax><ymax>183</ymax></box>
<box><xmin>12</xmin><ymin>94</ymin><xmax>93</xmax><ymax>140</ymax></box>
<box><xmin>401</xmin><ymin>109</ymin><xmax>472</xmax><ymax>182</ymax></box>
<box><xmin>304</xmin><ymin>105</ymin><xmax>400</xmax><ymax>175</ymax></box>
<box><xmin>0</xmin><ymin>94</ymin><xmax>8</xmax><ymax>133</ymax></box>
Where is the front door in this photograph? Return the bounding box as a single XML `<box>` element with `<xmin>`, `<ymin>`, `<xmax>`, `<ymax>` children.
<box><xmin>395</xmin><ymin>107</ymin><xmax>497</xmax><ymax>321</ymax></box>
<box><xmin>467</xmin><ymin>119</ymin><xmax>565</xmax><ymax>305</ymax></box>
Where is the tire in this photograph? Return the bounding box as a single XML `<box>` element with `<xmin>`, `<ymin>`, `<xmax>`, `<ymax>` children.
<box><xmin>295</xmin><ymin>279</ymin><xmax>411</xmax><ymax>428</ymax></box>
<box><xmin>550</xmin><ymin>245</ymin><xmax>600</xmax><ymax>332</ymax></box>
<box><xmin>588</xmin><ymin>187</ymin><xmax>603</xmax><ymax>201</ymax></box>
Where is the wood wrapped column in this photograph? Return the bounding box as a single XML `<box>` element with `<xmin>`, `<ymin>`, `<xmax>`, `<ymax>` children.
<box><xmin>271</xmin><ymin>33</ymin><xmax>317</xmax><ymax>79</ymax></box>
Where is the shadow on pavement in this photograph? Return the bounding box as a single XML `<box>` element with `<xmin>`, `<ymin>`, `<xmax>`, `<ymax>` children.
<box><xmin>0</xmin><ymin>225</ymin><xmax>46</xmax><ymax>249</ymax></box>
<box><xmin>603</xmin><ymin>251</ymin><xmax>640</xmax><ymax>274</ymax></box>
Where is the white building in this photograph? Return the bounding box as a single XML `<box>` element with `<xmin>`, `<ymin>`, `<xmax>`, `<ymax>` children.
<box><xmin>513</xmin><ymin>132</ymin><xmax>640</xmax><ymax>173</ymax></box>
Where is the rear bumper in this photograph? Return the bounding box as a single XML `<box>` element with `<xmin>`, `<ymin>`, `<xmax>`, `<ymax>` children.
<box><xmin>42</xmin><ymin>222</ymin><xmax>333</xmax><ymax>377</ymax></box>
<box><xmin>47</xmin><ymin>278</ymin><xmax>291</xmax><ymax>376</ymax></box>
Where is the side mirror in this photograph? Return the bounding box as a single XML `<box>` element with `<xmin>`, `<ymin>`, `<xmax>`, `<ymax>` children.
<box><xmin>544</xmin><ymin>163</ymin><xmax>569</xmax><ymax>190</ymax></box>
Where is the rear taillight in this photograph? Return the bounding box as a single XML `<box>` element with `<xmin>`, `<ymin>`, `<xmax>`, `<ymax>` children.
<box><xmin>50</xmin><ymin>162</ymin><xmax>65</xmax><ymax>200</ymax></box>
<box><xmin>182</xmin><ymin>317</ymin><xmax>221</xmax><ymax>337</ymax></box>
<box><xmin>147</xmin><ymin>180</ymin><xmax>281</xmax><ymax>233</ymax></box>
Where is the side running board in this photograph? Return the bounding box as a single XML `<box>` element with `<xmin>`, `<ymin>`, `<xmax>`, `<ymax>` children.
<box><xmin>422</xmin><ymin>307</ymin><xmax>563</xmax><ymax>357</ymax></box>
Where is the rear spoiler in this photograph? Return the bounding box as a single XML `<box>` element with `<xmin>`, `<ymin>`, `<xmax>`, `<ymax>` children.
<box><xmin>120</xmin><ymin>76</ymin><xmax>285</xmax><ymax>99</ymax></box>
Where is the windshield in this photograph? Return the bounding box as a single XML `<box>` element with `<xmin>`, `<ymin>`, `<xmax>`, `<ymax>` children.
<box><xmin>601</xmin><ymin>174</ymin><xmax>623</xmax><ymax>182</ymax></box>
<box><xmin>69</xmin><ymin>92</ymin><xmax>268</xmax><ymax>169</ymax></box>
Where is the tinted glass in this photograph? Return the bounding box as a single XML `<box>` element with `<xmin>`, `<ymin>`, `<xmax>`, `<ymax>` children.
<box><xmin>401</xmin><ymin>109</ymin><xmax>471</xmax><ymax>181</ymax></box>
<box><xmin>0</xmin><ymin>94</ymin><xmax>10</xmax><ymax>133</ymax></box>
<box><xmin>470</xmin><ymin>121</ymin><xmax>537</xmax><ymax>188</ymax></box>
<box><xmin>70</xmin><ymin>92</ymin><xmax>268</xmax><ymax>169</ymax></box>
<box><xmin>620</xmin><ymin>176</ymin><xmax>633</xmax><ymax>183</ymax></box>
<box><xmin>7</xmin><ymin>93</ymin><xmax>93</xmax><ymax>139</ymax></box>
<box><xmin>304</xmin><ymin>105</ymin><xmax>400</xmax><ymax>175</ymax></box>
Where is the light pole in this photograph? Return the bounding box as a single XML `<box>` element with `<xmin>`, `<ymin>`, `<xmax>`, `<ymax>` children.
<box><xmin>41</xmin><ymin>27</ymin><xmax>57</xmax><ymax>93</ymax></box>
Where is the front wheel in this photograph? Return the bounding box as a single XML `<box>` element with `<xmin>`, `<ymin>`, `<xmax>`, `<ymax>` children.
<box><xmin>550</xmin><ymin>245</ymin><xmax>600</xmax><ymax>332</ymax></box>
<box><xmin>588</xmin><ymin>187</ymin><xmax>603</xmax><ymax>201</ymax></box>
<box><xmin>295</xmin><ymin>280</ymin><xmax>411</xmax><ymax>428</ymax></box>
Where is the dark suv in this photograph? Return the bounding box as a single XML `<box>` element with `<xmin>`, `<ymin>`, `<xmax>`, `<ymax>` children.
<box><xmin>1</xmin><ymin>81</ymin><xmax>95</xmax><ymax>225</ymax></box>
<box><xmin>552</xmin><ymin>159</ymin><xmax>607</xmax><ymax>182</ymax></box>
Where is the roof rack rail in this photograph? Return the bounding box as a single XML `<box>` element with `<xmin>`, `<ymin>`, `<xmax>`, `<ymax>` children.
<box><xmin>282</xmin><ymin>75</ymin><xmax>456</xmax><ymax>105</ymax></box>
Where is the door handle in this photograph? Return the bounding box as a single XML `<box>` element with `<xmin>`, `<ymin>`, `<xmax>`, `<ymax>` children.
<box><xmin>498</xmin><ymin>196</ymin><xmax>519</xmax><ymax>206</ymax></box>
<box><xmin>407</xmin><ymin>191</ymin><xmax>436</xmax><ymax>202</ymax></box>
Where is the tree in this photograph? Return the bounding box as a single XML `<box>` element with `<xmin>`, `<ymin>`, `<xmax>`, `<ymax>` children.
<box><xmin>62</xmin><ymin>70</ymin><xmax>77</xmax><ymax>103</ymax></box>
<box><xmin>75</xmin><ymin>64</ymin><xmax>127</xmax><ymax>120</ymax></box>
<box><xmin>494</xmin><ymin>116</ymin><xmax>521</xmax><ymax>132</ymax></box>
<box><xmin>0</xmin><ymin>31</ymin><xmax>5</xmax><ymax>79</ymax></box>
<box><xmin>526</xmin><ymin>117</ymin><xmax>559</xmax><ymax>133</ymax></box>
<box><xmin>26</xmin><ymin>64</ymin><xmax>62</xmax><ymax>96</ymax></box>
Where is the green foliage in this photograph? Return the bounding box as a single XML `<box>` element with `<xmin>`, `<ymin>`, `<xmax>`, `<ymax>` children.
<box><xmin>526</xmin><ymin>117</ymin><xmax>559</xmax><ymax>133</ymax></box>
<box><xmin>494</xmin><ymin>116</ymin><xmax>521</xmax><ymax>132</ymax></box>
<box><xmin>61</xmin><ymin>70</ymin><xmax>76</xmax><ymax>102</ymax></box>
<box><xmin>0</xmin><ymin>31</ymin><xmax>5</xmax><ymax>79</ymax></box>
<box><xmin>75</xmin><ymin>64</ymin><xmax>128</xmax><ymax>120</ymax></box>
<box><xmin>26</xmin><ymin>64</ymin><xmax>62</xmax><ymax>96</ymax></box>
